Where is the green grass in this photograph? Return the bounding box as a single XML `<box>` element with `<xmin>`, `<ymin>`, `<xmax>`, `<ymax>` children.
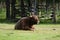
<box><xmin>0</xmin><ymin>23</ymin><xmax>60</xmax><ymax>40</ymax></box>
<box><xmin>0</xmin><ymin>8</ymin><xmax>6</xmax><ymax>19</ymax></box>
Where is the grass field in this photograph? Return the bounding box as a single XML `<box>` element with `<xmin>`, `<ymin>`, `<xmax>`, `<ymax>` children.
<box><xmin>0</xmin><ymin>23</ymin><xmax>60</xmax><ymax>40</ymax></box>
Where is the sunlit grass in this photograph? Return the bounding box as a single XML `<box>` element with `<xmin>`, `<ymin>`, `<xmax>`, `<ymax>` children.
<box><xmin>0</xmin><ymin>23</ymin><xmax>60</xmax><ymax>40</ymax></box>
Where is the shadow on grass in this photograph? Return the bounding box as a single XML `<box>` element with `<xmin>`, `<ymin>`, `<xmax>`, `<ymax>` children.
<box><xmin>52</xmin><ymin>34</ymin><xmax>60</xmax><ymax>38</ymax></box>
<box><xmin>0</xmin><ymin>19</ymin><xmax>60</xmax><ymax>24</ymax></box>
<box><xmin>0</xmin><ymin>19</ymin><xmax>18</xmax><ymax>24</ymax></box>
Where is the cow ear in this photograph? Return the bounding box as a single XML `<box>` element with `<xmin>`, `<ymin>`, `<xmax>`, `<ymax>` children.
<box><xmin>30</xmin><ymin>16</ymin><xmax>32</xmax><ymax>17</ymax></box>
<box><xmin>30</xmin><ymin>15</ymin><xmax>35</xmax><ymax>17</ymax></box>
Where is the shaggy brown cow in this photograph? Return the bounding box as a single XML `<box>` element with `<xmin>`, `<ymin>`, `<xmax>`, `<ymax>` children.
<box><xmin>15</xmin><ymin>15</ymin><xmax>39</xmax><ymax>30</ymax></box>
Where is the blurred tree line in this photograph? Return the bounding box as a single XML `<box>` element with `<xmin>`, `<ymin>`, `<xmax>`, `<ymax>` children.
<box><xmin>0</xmin><ymin>0</ymin><xmax>60</xmax><ymax>23</ymax></box>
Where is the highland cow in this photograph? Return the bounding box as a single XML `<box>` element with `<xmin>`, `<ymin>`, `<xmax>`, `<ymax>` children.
<box><xmin>15</xmin><ymin>15</ymin><xmax>39</xmax><ymax>30</ymax></box>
